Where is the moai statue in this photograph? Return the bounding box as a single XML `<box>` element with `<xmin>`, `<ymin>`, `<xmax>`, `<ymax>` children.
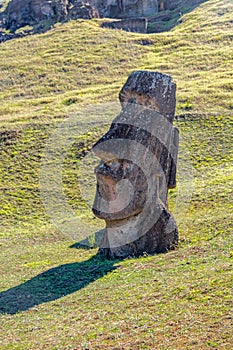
<box><xmin>92</xmin><ymin>71</ymin><xmax>179</xmax><ymax>259</ymax></box>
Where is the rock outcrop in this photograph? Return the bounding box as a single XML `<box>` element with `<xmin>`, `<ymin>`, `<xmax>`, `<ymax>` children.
<box><xmin>1</xmin><ymin>0</ymin><xmax>68</xmax><ymax>31</ymax></box>
<box><xmin>0</xmin><ymin>0</ymin><xmax>98</xmax><ymax>32</ymax></box>
<box><xmin>0</xmin><ymin>0</ymin><xmax>208</xmax><ymax>34</ymax></box>
<box><xmin>69</xmin><ymin>1</ymin><xmax>99</xmax><ymax>20</ymax></box>
<box><xmin>96</xmin><ymin>0</ymin><xmax>159</xmax><ymax>18</ymax></box>
<box><xmin>92</xmin><ymin>71</ymin><xmax>179</xmax><ymax>259</ymax></box>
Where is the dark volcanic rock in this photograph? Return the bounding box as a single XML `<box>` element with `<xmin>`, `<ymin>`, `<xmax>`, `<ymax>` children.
<box><xmin>1</xmin><ymin>0</ymin><xmax>68</xmax><ymax>31</ymax></box>
<box><xmin>69</xmin><ymin>1</ymin><xmax>99</xmax><ymax>20</ymax></box>
<box><xmin>0</xmin><ymin>0</ymin><xmax>208</xmax><ymax>36</ymax></box>
<box><xmin>0</xmin><ymin>0</ymin><xmax>97</xmax><ymax>32</ymax></box>
<box><xmin>119</xmin><ymin>70</ymin><xmax>176</xmax><ymax>122</ymax></box>
<box><xmin>99</xmin><ymin>0</ymin><xmax>159</xmax><ymax>18</ymax></box>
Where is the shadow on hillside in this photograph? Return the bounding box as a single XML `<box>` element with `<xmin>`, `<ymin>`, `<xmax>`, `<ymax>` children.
<box><xmin>70</xmin><ymin>229</ymin><xmax>105</xmax><ymax>250</ymax></box>
<box><xmin>0</xmin><ymin>255</ymin><xmax>118</xmax><ymax>315</ymax></box>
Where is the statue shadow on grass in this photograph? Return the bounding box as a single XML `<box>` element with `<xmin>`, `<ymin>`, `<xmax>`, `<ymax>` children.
<box><xmin>0</xmin><ymin>244</ymin><xmax>118</xmax><ymax>315</ymax></box>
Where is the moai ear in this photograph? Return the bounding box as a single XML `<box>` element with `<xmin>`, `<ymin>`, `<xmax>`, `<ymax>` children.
<box><xmin>168</xmin><ymin>127</ymin><xmax>179</xmax><ymax>189</ymax></box>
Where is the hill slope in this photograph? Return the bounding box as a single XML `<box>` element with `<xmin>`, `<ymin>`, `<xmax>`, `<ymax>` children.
<box><xmin>0</xmin><ymin>0</ymin><xmax>232</xmax><ymax>125</ymax></box>
<box><xmin>0</xmin><ymin>0</ymin><xmax>233</xmax><ymax>349</ymax></box>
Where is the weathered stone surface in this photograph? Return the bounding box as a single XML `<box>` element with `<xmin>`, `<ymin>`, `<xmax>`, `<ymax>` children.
<box><xmin>0</xmin><ymin>0</ymin><xmax>208</xmax><ymax>35</ymax></box>
<box><xmin>92</xmin><ymin>70</ymin><xmax>179</xmax><ymax>259</ymax></box>
<box><xmin>0</xmin><ymin>0</ymin><xmax>97</xmax><ymax>31</ymax></box>
<box><xmin>69</xmin><ymin>1</ymin><xmax>99</xmax><ymax>20</ymax></box>
<box><xmin>1</xmin><ymin>0</ymin><xmax>68</xmax><ymax>31</ymax></box>
<box><xmin>95</xmin><ymin>0</ymin><xmax>159</xmax><ymax>18</ymax></box>
<box><xmin>119</xmin><ymin>70</ymin><xmax>176</xmax><ymax>122</ymax></box>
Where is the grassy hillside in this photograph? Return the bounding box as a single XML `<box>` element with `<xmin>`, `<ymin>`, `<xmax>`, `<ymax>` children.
<box><xmin>0</xmin><ymin>0</ymin><xmax>233</xmax><ymax>349</ymax></box>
